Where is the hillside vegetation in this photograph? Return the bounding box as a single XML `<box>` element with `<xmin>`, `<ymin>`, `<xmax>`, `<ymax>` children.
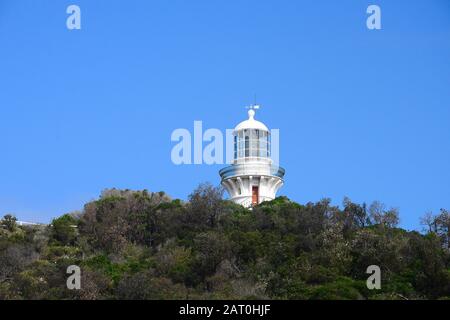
<box><xmin>1</xmin><ymin>184</ymin><xmax>450</xmax><ymax>300</ymax></box>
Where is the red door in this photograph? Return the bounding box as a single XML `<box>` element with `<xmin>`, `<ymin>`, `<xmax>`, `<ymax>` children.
<box><xmin>252</xmin><ymin>186</ymin><xmax>259</xmax><ymax>205</ymax></box>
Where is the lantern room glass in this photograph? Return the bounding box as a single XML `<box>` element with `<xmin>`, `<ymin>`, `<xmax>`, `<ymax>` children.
<box><xmin>234</xmin><ymin>129</ymin><xmax>270</xmax><ymax>160</ymax></box>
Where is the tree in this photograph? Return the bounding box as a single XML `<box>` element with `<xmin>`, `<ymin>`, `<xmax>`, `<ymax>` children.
<box><xmin>154</xmin><ymin>243</ymin><xmax>195</xmax><ymax>285</ymax></box>
<box><xmin>0</xmin><ymin>245</ymin><xmax>38</xmax><ymax>284</ymax></box>
<box><xmin>435</xmin><ymin>210</ymin><xmax>450</xmax><ymax>250</ymax></box>
<box><xmin>1</xmin><ymin>214</ymin><xmax>17</xmax><ymax>232</ymax></box>
<box><xmin>193</xmin><ymin>232</ymin><xmax>231</xmax><ymax>281</ymax></box>
<box><xmin>419</xmin><ymin>210</ymin><xmax>450</xmax><ymax>250</ymax></box>
<box><xmin>116</xmin><ymin>272</ymin><xmax>188</xmax><ymax>300</ymax></box>
<box><xmin>331</xmin><ymin>198</ymin><xmax>369</xmax><ymax>239</ymax></box>
<box><xmin>74</xmin><ymin>269</ymin><xmax>111</xmax><ymax>300</ymax></box>
<box><xmin>79</xmin><ymin>196</ymin><xmax>130</xmax><ymax>253</ymax></box>
<box><xmin>50</xmin><ymin>214</ymin><xmax>78</xmax><ymax>245</ymax></box>
<box><xmin>420</xmin><ymin>212</ymin><xmax>437</xmax><ymax>233</ymax></box>
<box><xmin>408</xmin><ymin>232</ymin><xmax>450</xmax><ymax>298</ymax></box>
<box><xmin>188</xmin><ymin>183</ymin><xmax>225</xmax><ymax>228</ymax></box>
<box><xmin>369</xmin><ymin>201</ymin><xmax>399</xmax><ymax>228</ymax></box>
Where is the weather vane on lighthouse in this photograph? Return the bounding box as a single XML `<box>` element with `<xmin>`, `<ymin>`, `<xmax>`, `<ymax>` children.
<box><xmin>219</xmin><ymin>104</ymin><xmax>285</xmax><ymax>208</ymax></box>
<box><xmin>246</xmin><ymin>104</ymin><xmax>260</xmax><ymax>111</ymax></box>
<box><xmin>246</xmin><ymin>94</ymin><xmax>260</xmax><ymax>113</ymax></box>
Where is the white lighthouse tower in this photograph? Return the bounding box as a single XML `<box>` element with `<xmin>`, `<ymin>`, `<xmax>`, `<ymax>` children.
<box><xmin>219</xmin><ymin>106</ymin><xmax>285</xmax><ymax>208</ymax></box>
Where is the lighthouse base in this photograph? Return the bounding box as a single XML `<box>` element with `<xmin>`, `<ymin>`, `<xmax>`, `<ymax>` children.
<box><xmin>220</xmin><ymin>174</ymin><xmax>284</xmax><ymax>208</ymax></box>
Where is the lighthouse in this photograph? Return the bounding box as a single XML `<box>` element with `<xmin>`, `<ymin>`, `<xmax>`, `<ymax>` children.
<box><xmin>219</xmin><ymin>106</ymin><xmax>285</xmax><ymax>208</ymax></box>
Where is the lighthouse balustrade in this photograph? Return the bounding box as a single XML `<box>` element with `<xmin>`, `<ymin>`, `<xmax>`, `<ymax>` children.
<box><xmin>219</xmin><ymin>163</ymin><xmax>285</xmax><ymax>180</ymax></box>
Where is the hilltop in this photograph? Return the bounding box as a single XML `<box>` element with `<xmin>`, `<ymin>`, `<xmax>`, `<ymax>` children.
<box><xmin>1</xmin><ymin>183</ymin><xmax>449</xmax><ymax>300</ymax></box>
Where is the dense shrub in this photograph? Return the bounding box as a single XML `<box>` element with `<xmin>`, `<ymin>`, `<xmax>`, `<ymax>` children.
<box><xmin>1</xmin><ymin>184</ymin><xmax>449</xmax><ymax>300</ymax></box>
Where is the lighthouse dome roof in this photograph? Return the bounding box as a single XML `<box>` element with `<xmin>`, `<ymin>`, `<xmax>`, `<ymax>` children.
<box><xmin>234</xmin><ymin>109</ymin><xmax>269</xmax><ymax>132</ymax></box>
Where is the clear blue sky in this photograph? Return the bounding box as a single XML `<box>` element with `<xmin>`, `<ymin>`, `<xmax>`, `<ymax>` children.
<box><xmin>0</xmin><ymin>0</ymin><xmax>449</xmax><ymax>230</ymax></box>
